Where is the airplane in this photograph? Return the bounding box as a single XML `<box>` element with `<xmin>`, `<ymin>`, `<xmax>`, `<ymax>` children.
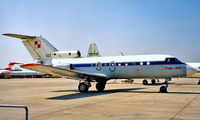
<box><xmin>6</xmin><ymin>67</ymin><xmax>47</xmax><ymax>78</ymax></box>
<box><xmin>0</xmin><ymin>62</ymin><xmax>47</xmax><ymax>78</ymax></box>
<box><xmin>0</xmin><ymin>62</ymin><xmax>19</xmax><ymax>76</ymax></box>
<box><xmin>3</xmin><ymin>33</ymin><xmax>200</xmax><ymax>93</ymax></box>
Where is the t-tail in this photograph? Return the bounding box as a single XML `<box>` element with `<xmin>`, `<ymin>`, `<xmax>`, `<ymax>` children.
<box><xmin>3</xmin><ymin>33</ymin><xmax>58</xmax><ymax>65</ymax></box>
<box><xmin>87</xmin><ymin>43</ymin><xmax>101</xmax><ymax>57</ymax></box>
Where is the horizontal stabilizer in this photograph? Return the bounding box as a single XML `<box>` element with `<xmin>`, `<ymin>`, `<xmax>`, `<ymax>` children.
<box><xmin>3</xmin><ymin>33</ymin><xmax>58</xmax><ymax>65</ymax></box>
<box><xmin>3</xmin><ymin>33</ymin><xmax>36</xmax><ymax>39</ymax></box>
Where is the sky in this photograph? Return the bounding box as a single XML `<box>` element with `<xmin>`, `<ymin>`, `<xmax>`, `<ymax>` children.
<box><xmin>0</xmin><ymin>0</ymin><xmax>200</xmax><ymax>68</ymax></box>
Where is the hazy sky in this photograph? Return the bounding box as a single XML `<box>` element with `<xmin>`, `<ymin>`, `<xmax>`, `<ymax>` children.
<box><xmin>0</xmin><ymin>0</ymin><xmax>200</xmax><ymax>68</ymax></box>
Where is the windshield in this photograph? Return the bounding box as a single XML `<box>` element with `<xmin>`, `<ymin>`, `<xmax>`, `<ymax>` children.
<box><xmin>165</xmin><ymin>58</ymin><xmax>180</xmax><ymax>62</ymax></box>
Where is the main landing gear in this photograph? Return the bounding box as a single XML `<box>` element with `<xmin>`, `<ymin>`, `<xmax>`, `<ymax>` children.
<box><xmin>198</xmin><ymin>80</ymin><xmax>200</xmax><ymax>85</ymax></box>
<box><xmin>96</xmin><ymin>81</ymin><xmax>106</xmax><ymax>92</ymax></box>
<box><xmin>78</xmin><ymin>80</ymin><xmax>107</xmax><ymax>93</ymax></box>
<box><xmin>142</xmin><ymin>79</ymin><xmax>156</xmax><ymax>85</ymax></box>
<box><xmin>78</xmin><ymin>81</ymin><xmax>91</xmax><ymax>93</ymax></box>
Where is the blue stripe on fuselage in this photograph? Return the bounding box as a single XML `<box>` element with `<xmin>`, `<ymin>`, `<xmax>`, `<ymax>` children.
<box><xmin>72</xmin><ymin>61</ymin><xmax>185</xmax><ymax>67</ymax></box>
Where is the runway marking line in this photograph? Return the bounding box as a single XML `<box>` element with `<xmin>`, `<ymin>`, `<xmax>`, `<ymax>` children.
<box><xmin>170</xmin><ymin>94</ymin><xmax>200</xmax><ymax>120</ymax></box>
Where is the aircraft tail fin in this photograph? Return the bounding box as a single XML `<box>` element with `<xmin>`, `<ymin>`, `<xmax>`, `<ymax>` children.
<box><xmin>3</xmin><ymin>33</ymin><xmax>58</xmax><ymax>65</ymax></box>
<box><xmin>87</xmin><ymin>43</ymin><xmax>101</xmax><ymax>57</ymax></box>
<box><xmin>3</xmin><ymin>62</ymin><xmax>20</xmax><ymax>71</ymax></box>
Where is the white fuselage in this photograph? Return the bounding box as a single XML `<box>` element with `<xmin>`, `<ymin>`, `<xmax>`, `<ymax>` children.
<box><xmin>0</xmin><ymin>70</ymin><xmax>11</xmax><ymax>75</ymax></box>
<box><xmin>8</xmin><ymin>71</ymin><xmax>41</xmax><ymax>76</ymax></box>
<box><xmin>51</xmin><ymin>54</ymin><xmax>192</xmax><ymax>80</ymax></box>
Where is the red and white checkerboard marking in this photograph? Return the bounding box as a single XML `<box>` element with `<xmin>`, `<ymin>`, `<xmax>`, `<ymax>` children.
<box><xmin>34</xmin><ymin>40</ymin><xmax>41</xmax><ymax>49</ymax></box>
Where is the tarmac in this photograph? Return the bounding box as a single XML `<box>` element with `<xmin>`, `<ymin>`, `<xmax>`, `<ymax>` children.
<box><xmin>0</xmin><ymin>78</ymin><xmax>200</xmax><ymax>120</ymax></box>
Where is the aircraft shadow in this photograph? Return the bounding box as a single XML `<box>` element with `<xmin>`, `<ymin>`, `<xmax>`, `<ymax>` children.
<box><xmin>173</xmin><ymin>83</ymin><xmax>199</xmax><ymax>86</ymax></box>
<box><xmin>47</xmin><ymin>88</ymin><xmax>145</xmax><ymax>100</ymax></box>
<box><xmin>118</xmin><ymin>82</ymin><xmax>173</xmax><ymax>86</ymax></box>
<box><xmin>145</xmin><ymin>83</ymin><xmax>199</xmax><ymax>86</ymax></box>
<box><xmin>128</xmin><ymin>91</ymin><xmax>200</xmax><ymax>95</ymax></box>
<box><xmin>52</xmin><ymin>89</ymin><xmax>79</xmax><ymax>92</ymax></box>
<box><xmin>47</xmin><ymin>87</ymin><xmax>200</xmax><ymax>100</ymax></box>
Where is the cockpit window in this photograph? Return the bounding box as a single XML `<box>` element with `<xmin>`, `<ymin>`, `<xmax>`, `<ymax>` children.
<box><xmin>165</xmin><ymin>58</ymin><xmax>180</xmax><ymax>62</ymax></box>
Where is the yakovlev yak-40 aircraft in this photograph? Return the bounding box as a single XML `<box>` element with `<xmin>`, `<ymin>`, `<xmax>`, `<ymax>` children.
<box><xmin>3</xmin><ymin>33</ymin><xmax>200</xmax><ymax>93</ymax></box>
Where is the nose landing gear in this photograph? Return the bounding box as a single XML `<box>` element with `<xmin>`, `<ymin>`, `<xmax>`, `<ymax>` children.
<box><xmin>160</xmin><ymin>78</ymin><xmax>170</xmax><ymax>93</ymax></box>
<box><xmin>160</xmin><ymin>84</ymin><xmax>168</xmax><ymax>93</ymax></box>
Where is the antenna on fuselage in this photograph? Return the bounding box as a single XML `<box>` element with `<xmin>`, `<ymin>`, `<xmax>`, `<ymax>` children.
<box><xmin>120</xmin><ymin>52</ymin><xmax>124</xmax><ymax>56</ymax></box>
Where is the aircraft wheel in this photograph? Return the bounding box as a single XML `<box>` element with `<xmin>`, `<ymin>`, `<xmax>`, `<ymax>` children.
<box><xmin>143</xmin><ymin>80</ymin><xmax>148</xmax><ymax>85</ymax></box>
<box><xmin>151</xmin><ymin>79</ymin><xmax>156</xmax><ymax>85</ymax></box>
<box><xmin>160</xmin><ymin>86</ymin><xmax>167</xmax><ymax>93</ymax></box>
<box><xmin>96</xmin><ymin>82</ymin><xmax>106</xmax><ymax>92</ymax></box>
<box><xmin>78</xmin><ymin>82</ymin><xmax>89</xmax><ymax>93</ymax></box>
<box><xmin>45</xmin><ymin>74</ymin><xmax>51</xmax><ymax>78</ymax></box>
<box><xmin>198</xmin><ymin>80</ymin><xmax>200</xmax><ymax>85</ymax></box>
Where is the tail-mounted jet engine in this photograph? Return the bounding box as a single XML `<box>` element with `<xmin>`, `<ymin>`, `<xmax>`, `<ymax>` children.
<box><xmin>53</xmin><ymin>50</ymin><xmax>81</xmax><ymax>59</ymax></box>
<box><xmin>53</xmin><ymin>63</ymin><xmax>74</xmax><ymax>70</ymax></box>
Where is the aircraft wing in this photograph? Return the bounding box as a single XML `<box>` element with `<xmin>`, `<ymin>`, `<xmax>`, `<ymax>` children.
<box><xmin>21</xmin><ymin>63</ymin><xmax>107</xmax><ymax>81</ymax></box>
<box><xmin>3</xmin><ymin>33</ymin><xmax>36</xmax><ymax>39</ymax></box>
